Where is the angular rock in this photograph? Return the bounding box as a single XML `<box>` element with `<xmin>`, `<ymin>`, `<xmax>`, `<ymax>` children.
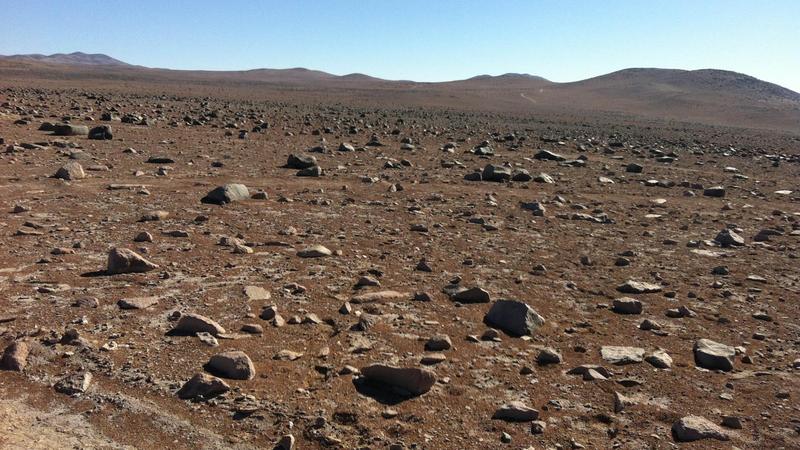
<box><xmin>206</xmin><ymin>351</ymin><xmax>256</xmax><ymax>380</ymax></box>
<box><xmin>601</xmin><ymin>346</ymin><xmax>645</xmax><ymax>365</ymax></box>
<box><xmin>54</xmin><ymin>161</ymin><xmax>86</xmax><ymax>180</ymax></box>
<box><xmin>484</xmin><ymin>300</ymin><xmax>545</xmax><ymax>337</ymax></box>
<box><xmin>694</xmin><ymin>339</ymin><xmax>735</xmax><ymax>371</ymax></box>
<box><xmin>176</xmin><ymin>373</ymin><xmax>231</xmax><ymax>400</ymax></box>
<box><xmin>612</xmin><ymin>297</ymin><xmax>643</xmax><ymax>314</ymax></box>
<box><xmin>672</xmin><ymin>415</ymin><xmax>729</xmax><ymax>442</ymax></box>
<box><xmin>297</xmin><ymin>245</ymin><xmax>332</xmax><ymax>258</ymax></box>
<box><xmin>201</xmin><ymin>183</ymin><xmax>250</xmax><ymax>205</ymax></box>
<box><xmin>617</xmin><ymin>280</ymin><xmax>661</xmax><ymax>294</ymax></box>
<box><xmin>492</xmin><ymin>401</ymin><xmax>540</xmax><ymax>421</ymax></box>
<box><xmin>54</xmin><ymin>372</ymin><xmax>92</xmax><ymax>396</ymax></box>
<box><xmin>117</xmin><ymin>297</ymin><xmax>158</xmax><ymax>310</ymax></box>
<box><xmin>173</xmin><ymin>313</ymin><xmax>226</xmax><ymax>336</ymax></box>
<box><xmin>106</xmin><ymin>248</ymin><xmax>159</xmax><ymax>274</ymax></box>
<box><xmin>0</xmin><ymin>341</ymin><xmax>29</xmax><ymax>371</ymax></box>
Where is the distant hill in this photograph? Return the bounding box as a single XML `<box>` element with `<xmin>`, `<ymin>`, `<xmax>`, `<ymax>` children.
<box><xmin>0</xmin><ymin>53</ymin><xmax>798</xmax><ymax>132</ymax></box>
<box><xmin>0</xmin><ymin>52</ymin><xmax>130</xmax><ymax>66</ymax></box>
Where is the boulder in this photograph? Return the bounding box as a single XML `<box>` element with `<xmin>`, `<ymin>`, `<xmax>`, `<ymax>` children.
<box><xmin>617</xmin><ymin>280</ymin><xmax>662</xmax><ymax>294</ymax></box>
<box><xmin>297</xmin><ymin>245</ymin><xmax>332</xmax><ymax>258</ymax></box>
<box><xmin>484</xmin><ymin>300</ymin><xmax>545</xmax><ymax>337</ymax></box>
<box><xmin>88</xmin><ymin>125</ymin><xmax>113</xmax><ymax>140</ymax></box>
<box><xmin>206</xmin><ymin>351</ymin><xmax>256</xmax><ymax>380</ymax></box>
<box><xmin>52</xmin><ymin>124</ymin><xmax>89</xmax><ymax>136</ymax></box>
<box><xmin>360</xmin><ymin>364</ymin><xmax>436</xmax><ymax>396</ymax></box>
<box><xmin>482</xmin><ymin>164</ymin><xmax>512</xmax><ymax>182</ymax></box>
<box><xmin>0</xmin><ymin>341</ymin><xmax>29</xmax><ymax>371</ymax></box>
<box><xmin>54</xmin><ymin>161</ymin><xmax>86</xmax><ymax>180</ymax></box>
<box><xmin>286</xmin><ymin>153</ymin><xmax>317</xmax><ymax>169</ymax></box>
<box><xmin>201</xmin><ymin>184</ymin><xmax>250</xmax><ymax>205</ymax></box>
<box><xmin>173</xmin><ymin>313</ymin><xmax>226</xmax><ymax>336</ymax></box>
<box><xmin>600</xmin><ymin>346</ymin><xmax>645</xmax><ymax>365</ymax></box>
<box><xmin>492</xmin><ymin>401</ymin><xmax>539</xmax><ymax>422</ymax></box>
<box><xmin>693</xmin><ymin>339</ymin><xmax>735</xmax><ymax>371</ymax></box>
<box><xmin>106</xmin><ymin>248</ymin><xmax>159</xmax><ymax>274</ymax></box>
<box><xmin>672</xmin><ymin>415</ymin><xmax>729</xmax><ymax>442</ymax></box>
<box><xmin>177</xmin><ymin>373</ymin><xmax>231</xmax><ymax>399</ymax></box>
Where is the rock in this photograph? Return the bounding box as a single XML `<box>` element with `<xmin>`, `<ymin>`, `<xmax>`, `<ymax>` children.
<box><xmin>694</xmin><ymin>339</ymin><xmax>735</xmax><ymax>371</ymax></box>
<box><xmin>536</xmin><ymin>347</ymin><xmax>563</xmax><ymax>365</ymax></box>
<box><xmin>534</xmin><ymin>149</ymin><xmax>566</xmax><ymax>161</ymax></box>
<box><xmin>134</xmin><ymin>231</ymin><xmax>153</xmax><ymax>242</ymax></box>
<box><xmin>350</xmin><ymin>290</ymin><xmax>408</xmax><ymax>304</ymax></box>
<box><xmin>484</xmin><ymin>300</ymin><xmax>545</xmax><ymax>337</ymax></box>
<box><xmin>492</xmin><ymin>401</ymin><xmax>539</xmax><ymax>421</ymax></box>
<box><xmin>600</xmin><ymin>346</ymin><xmax>645</xmax><ymax>365</ymax></box>
<box><xmin>106</xmin><ymin>248</ymin><xmax>159</xmax><ymax>274</ymax></box>
<box><xmin>54</xmin><ymin>372</ymin><xmax>92</xmax><ymax>395</ymax></box>
<box><xmin>88</xmin><ymin>125</ymin><xmax>113</xmax><ymax>140</ymax></box>
<box><xmin>645</xmin><ymin>349</ymin><xmax>673</xmax><ymax>368</ymax></box>
<box><xmin>482</xmin><ymin>164</ymin><xmax>512</xmax><ymax>182</ymax></box>
<box><xmin>177</xmin><ymin>373</ymin><xmax>230</xmax><ymax>400</ymax></box>
<box><xmin>672</xmin><ymin>415</ymin><xmax>729</xmax><ymax>442</ymax></box>
<box><xmin>0</xmin><ymin>341</ymin><xmax>29</xmax><ymax>371</ymax></box>
<box><xmin>173</xmin><ymin>313</ymin><xmax>226</xmax><ymax>336</ymax></box>
<box><xmin>206</xmin><ymin>351</ymin><xmax>256</xmax><ymax>380</ymax></box>
<box><xmin>275</xmin><ymin>434</ymin><xmax>295</xmax><ymax>450</ymax></box>
<box><xmin>721</xmin><ymin>416</ymin><xmax>742</xmax><ymax>429</ymax></box>
<box><xmin>617</xmin><ymin>280</ymin><xmax>661</xmax><ymax>294</ymax></box>
<box><xmin>244</xmin><ymin>285</ymin><xmax>271</xmax><ymax>301</ymax></box>
<box><xmin>54</xmin><ymin>161</ymin><xmax>86</xmax><ymax>180</ymax></box>
<box><xmin>52</xmin><ymin>124</ymin><xmax>89</xmax><ymax>136</ymax></box>
<box><xmin>201</xmin><ymin>183</ymin><xmax>250</xmax><ymax>205</ymax></box>
<box><xmin>297</xmin><ymin>165</ymin><xmax>324</xmax><ymax>177</ymax></box>
<box><xmin>530</xmin><ymin>420</ymin><xmax>546</xmax><ymax>434</ymax></box>
<box><xmin>715</xmin><ymin>229</ymin><xmax>745</xmax><ymax>247</ymax></box>
<box><xmin>360</xmin><ymin>364</ymin><xmax>436</xmax><ymax>396</ymax></box>
<box><xmin>452</xmin><ymin>286</ymin><xmax>491</xmax><ymax>303</ymax></box>
<box><xmin>297</xmin><ymin>245</ymin><xmax>332</xmax><ymax>258</ymax></box>
<box><xmin>425</xmin><ymin>334</ymin><xmax>453</xmax><ymax>351</ymax></box>
<box><xmin>612</xmin><ymin>297</ymin><xmax>643</xmax><ymax>314</ymax></box>
<box><xmin>117</xmin><ymin>297</ymin><xmax>158</xmax><ymax>310</ymax></box>
<box><xmin>613</xmin><ymin>391</ymin><xmax>636</xmax><ymax>413</ymax></box>
<box><xmin>286</xmin><ymin>153</ymin><xmax>317</xmax><ymax>169</ymax></box>
<box><xmin>703</xmin><ymin>186</ymin><xmax>726</xmax><ymax>198</ymax></box>
<box><xmin>533</xmin><ymin>172</ymin><xmax>555</xmax><ymax>183</ymax></box>
<box><xmin>626</xmin><ymin>163</ymin><xmax>643</xmax><ymax>173</ymax></box>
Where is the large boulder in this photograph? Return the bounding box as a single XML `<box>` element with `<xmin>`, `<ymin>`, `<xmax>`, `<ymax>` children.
<box><xmin>693</xmin><ymin>339</ymin><xmax>735</xmax><ymax>371</ymax></box>
<box><xmin>201</xmin><ymin>184</ymin><xmax>250</xmax><ymax>205</ymax></box>
<box><xmin>54</xmin><ymin>161</ymin><xmax>86</xmax><ymax>180</ymax></box>
<box><xmin>360</xmin><ymin>364</ymin><xmax>436</xmax><ymax>396</ymax></box>
<box><xmin>484</xmin><ymin>300</ymin><xmax>545</xmax><ymax>337</ymax></box>
<box><xmin>206</xmin><ymin>351</ymin><xmax>256</xmax><ymax>380</ymax></box>
<box><xmin>106</xmin><ymin>248</ymin><xmax>159</xmax><ymax>274</ymax></box>
<box><xmin>177</xmin><ymin>373</ymin><xmax>230</xmax><ymax>399</ymax></box>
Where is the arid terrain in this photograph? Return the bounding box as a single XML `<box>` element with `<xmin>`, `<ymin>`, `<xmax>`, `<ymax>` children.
<box><xmin>0</xmin><ymin>57</ymin><xmax>799</xmax><ymax>449</ymax></box>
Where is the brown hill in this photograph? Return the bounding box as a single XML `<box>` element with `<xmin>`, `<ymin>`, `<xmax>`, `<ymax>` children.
<box><xmin>0</xmin><ymin>56</ymin><xmax>797</xmax><ymax>132</ymax></box>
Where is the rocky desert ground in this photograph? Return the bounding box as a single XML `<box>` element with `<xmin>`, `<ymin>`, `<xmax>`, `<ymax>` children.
<box><xmin>0</xmin><ymin>67</ymin><xmax>799</xmax><ymax>450</ymax></box>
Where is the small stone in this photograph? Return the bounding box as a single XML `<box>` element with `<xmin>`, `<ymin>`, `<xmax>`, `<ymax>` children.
<box><xmin>206</xmin><ymin>351</ymin><xmax>256</xmax><ymax>380</ymax></box>
<box><xmin>106</xmin><ymin>247</ymin><xmax>159</xmax><ymax>274</ymax></box>
<box><xmin>177</xmin><ymin>373</ymin><xmax>230</xmax><ymax>400</ymax></box>
<box><xmin>297</xmin><ymin>245</ymin><xmax>332</xmax><ymax>258</ymax></box>
<box><xmin>492</xmin><ymin>401</ymin><xmax>539</xmax><ymax>422</ymax></box>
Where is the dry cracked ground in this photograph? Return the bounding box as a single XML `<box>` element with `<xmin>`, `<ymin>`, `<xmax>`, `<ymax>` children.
<box><xmin>0</xmin><ymin>86</ymin><xmax>799</xmax><ymax>450</ymax></box>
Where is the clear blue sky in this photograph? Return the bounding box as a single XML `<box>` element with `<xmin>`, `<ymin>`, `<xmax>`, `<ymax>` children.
<box><xmin>1</xmin><ymin>0</ymin><xmax>798</xmax><ymax>91</ymax></box>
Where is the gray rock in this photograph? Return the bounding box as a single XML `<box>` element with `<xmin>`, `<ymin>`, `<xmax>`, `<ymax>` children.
<box><xmin>297</xmin><ymin>245</ymin><xmax>332</xmax><ymax>258</ymax></box>
<box><xmin>206</xmin><ymin>351</ymin><xmax>256</xmax><ymax>380</ymax></box>
<box><xmin>54</xmin><ymin>161</ymin><xmax>86</xmax><ymax>180</ymax></box>
<box><xmin>672</xmin><ymin>415</ymin><xmax>729</xmax><ymax>442</ymax></box>
<box><xmin>612</xmin><ymin>297</ymin><xmax>643</xmax><ymax>314</ymax></box>
<box><xmin>492</xmin><ymin>401</ymin><xmax>539</xmax><ymax>421</ymax></box>
<box><xmin>452</xmin><ymin>286</ymin><xmax>491</xmax><ymax>303</ymax></box>
<box><xmin>601</xmin><ymin>346</ymin><xmax>645</xmax><ymax>365</ymax></box>
<box><xmin>617</xmin><ymin>280</ymin><xmax>662</xmax><ymax>294</ymax></box>
<box><xmin>0</xmin><ymin>341</ymin><xmax>29</xmax><ymax>371</ymax></box>
<box><xmin>482</xmin><ymin>164</ymin><xmax>512</xmax><ymax>182</ymax></box>
<box><xmin>296</xmin><ymin>165</ymin><xmax>324</xmax><ymax>177</ymax></box>
<box><xmin>88</xmin><ymin>125</ymin><xmax>113</xmax><ymax>140</ymax></box>
<box><xmin>286</xmin><ymin>153</ymin><xmax>317</xmax><ymax>169</ymax></box>
<box><xmin>484</xmin><ymin>300</ymin><xmax>545</xmax><ymax>337</ymax></box>
<box><xmin>534</xmin><ymin>149</ymin><xmax>566</xmax><ymax>161</ymax></box>
<box><xmin>360</xmin><ymin>364</ymin><xmax>436</xmax><ymax>396</ymax></box>
<box><xmin>201</xmin><ymin>183</ymin><xmax>250</xmax><ymax>205</ymax></box>
<box><xmin>703</xmin><ymin>186</ymin><xmax>726</xmax><ymax>198</ymax></box>
<box><xmin>54</xmin><ymin>372</ymin><xmax>92</xmax><ymax>396</ymax></box>
<box><xmin>52</xmin><ymin>124</ymin><xmax>89</xmax><ymax>136</ymax></box>
<box><xmin>715</xmin><ymin>229</ymin><xmax>745</xmax><ymax>247</ymax></box>
<box><xmin>106</xmin><ymin>248</ymin><xmax>159</xmax><ymax>274</ymax></box>
<box><xmin>177</xmin><ymin>373</ymin><xmax>230</xmax><ymax>399</ymax></box>
<box><xmin>117</xmin><ymin>297</ymin><xmax>158</xmax><ymax>310</ymax></box>
<box><xmin>536</xmin><ymin>347</ymin><xmax>563</xmax><ymax>365</ymax></box>
<box><xmin>645</xmin><ymin>349</ymin><xmax>673</xmax><ymax>369</ymax></box>
<box><xmin>694</xmin><ymin>339</ymin><xmax>735</xmax><ymax>371</ymax></box>
<box><xmin>173</xmin><ymin>313</ymin><xmax>226</xmax><ymax>336</ymax></box>
<box><xmin>425</xmin><ymin>334</ymin><xmax>453</xmax><ymax>351</ymax></box>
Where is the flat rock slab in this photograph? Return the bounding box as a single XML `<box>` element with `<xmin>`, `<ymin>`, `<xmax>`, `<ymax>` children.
<box><xmin>672</xmin><ymin>415</ymin><xmax>730</xmax><ymax>442</ymax></box>
<box><xmin>601</xmin><ymin>346</ymin><xmax>645</xmax><ymax>365</ymax></box>
<box><xmin>173</xmin><ymin>313</ymin><xmax>226</xmax><ymax>336</ymax></box>
<box><xmin>617</xmin><ymin>280</ymin><xmax>662</xmax><ymax>294</ymax></box>
<box><xmin>350</xmin><ymin>290</ymin><xmax>408</xmax><ymax>304</ymax></box>
<box><xmin>297</xmin><ymin>245</ymin><xmax>332</xmax><ymax>258</ymax></box>
<box><xmin>117</xmin><ymin>297</ymin><xmax>158</xmax><ymax>310</ymax></box>
<box><xmin>492</xmin><ymin>401</ymin><xmax>540</xmax><ymax>421</ymax></box>
<box><xmin>201</xmin><ymin>184</ymin><xmax>250</xmax><ymax>205</ymax></box>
